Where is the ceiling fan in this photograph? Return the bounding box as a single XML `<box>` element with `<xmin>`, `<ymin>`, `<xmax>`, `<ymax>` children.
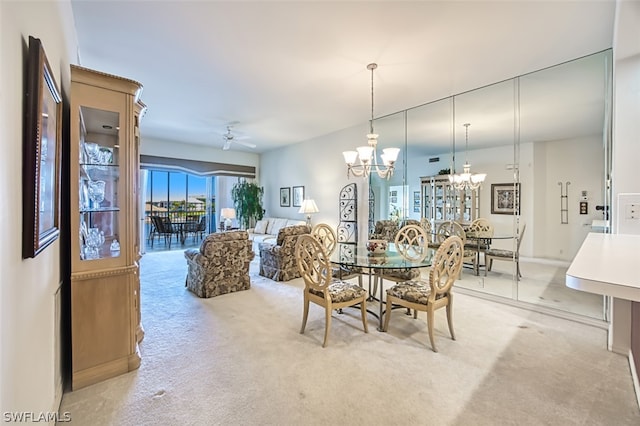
<box><xmin>222</xmin><ymin>126</ymin><xmax>256</xmax><ymax>151</ymax></box>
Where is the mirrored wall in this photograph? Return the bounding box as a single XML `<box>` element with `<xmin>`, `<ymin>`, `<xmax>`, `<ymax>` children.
<box><xmin>369</xmin><ymin>49</ymin><xmax>612</xmax><ymax>321</ymax></box>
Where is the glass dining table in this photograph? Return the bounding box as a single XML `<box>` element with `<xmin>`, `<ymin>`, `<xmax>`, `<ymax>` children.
<box><xmin>330</xmin><ymin>242</ymin><xmax>435</xmax><ymax>331</ymax></box>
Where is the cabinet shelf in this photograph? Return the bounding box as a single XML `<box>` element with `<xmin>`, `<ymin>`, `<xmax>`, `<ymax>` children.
<box><xmin>421</xmin><ymin>175</ymin><xmax>479</xmax><ymax>226</ymax></box>
<box><xmin>80</xmin><ymin>207</ymin><xmax>120</xmax><ymax>213</ymax></box>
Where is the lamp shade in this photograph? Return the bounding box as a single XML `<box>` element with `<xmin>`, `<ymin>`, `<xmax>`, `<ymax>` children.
<box><xmin>298</xmin><ymin>199</ymin><xmax>319</xmax><ymax>214</ymax></box>
<box><xmin>221</xmin><ymin>208</ymin><xmax>236</xmax><ymax>219</ymax></box>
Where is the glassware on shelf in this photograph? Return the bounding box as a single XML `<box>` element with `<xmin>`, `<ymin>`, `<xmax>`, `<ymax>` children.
<box><xmin>84</xmin><ymin>227</ymin><xmax>105</xmax><ymax>260</ymax></box>
<box><xmin>110</xmin><ymin>239</ymin><xmax>120</xmax><ymax>252</ymax></box>
<box><xmin>87</xmin><ymin>180</ymin><xmax>106</xmax><ymax>208</ymax></box>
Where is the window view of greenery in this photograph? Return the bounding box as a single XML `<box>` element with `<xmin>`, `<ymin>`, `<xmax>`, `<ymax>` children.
<box><xmin>145</xmin><ymin>170</ymin><xmax>216</xmax><ymax>247</ymax></box>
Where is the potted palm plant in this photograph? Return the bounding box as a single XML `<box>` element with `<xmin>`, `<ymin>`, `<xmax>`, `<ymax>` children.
<box><xmin>231</xmin><ymin>180</ymin><xmax>265</xmax><ymax>229</ymax></box>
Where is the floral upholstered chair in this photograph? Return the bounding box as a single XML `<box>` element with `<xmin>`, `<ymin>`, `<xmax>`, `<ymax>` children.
<box><xmin>184</xmin><ymin>230</ymin><xmax>254</xmax><ymax>298</ymax></box>
<box><xmin>369</xmin><ymin>220</ymin><xmax>400</xmax><ymax>242</ymax></box>
<box><xmin>259</xmin><ymin>224</ymin><xmax>312</xmax><ymax>281</ymax></box>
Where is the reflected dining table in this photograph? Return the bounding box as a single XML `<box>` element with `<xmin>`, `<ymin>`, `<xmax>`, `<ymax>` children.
<box><xmin>330</xmin><ymin>242</ymin><xmax>434</xmax><ymax>331</ymax></box>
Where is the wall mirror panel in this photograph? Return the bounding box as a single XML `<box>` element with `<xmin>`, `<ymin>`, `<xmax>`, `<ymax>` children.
<box><xmin>368</xmin><ymin>49</ymin><xmax>612</xmax><ymax>321</ymax></box>
<box><xmin>517</xmin><ymin>50</ymin><xmax>611</xmax><ymax>318</ymax></box>
<box><xmin>450</xmin><ymin>79</ymin><xmax>517</xmax><ymax>300</ymax></box>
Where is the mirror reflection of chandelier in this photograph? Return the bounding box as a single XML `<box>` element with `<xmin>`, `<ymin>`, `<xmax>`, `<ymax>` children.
<box><xmin>449</xmin><ymin>123</ymin><xmax>486</xmax><ymax>190</ymax></box>
<box><xmin>343</xmin><ymin>63</ymin><xmax>400</xmax><ymax>180</ymax></box>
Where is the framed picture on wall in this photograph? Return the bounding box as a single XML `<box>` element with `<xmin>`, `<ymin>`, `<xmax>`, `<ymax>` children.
<box><xmin>292</xmin><ymin>186</ymin><xmax>304</xmax><ymax>207</ymax></box>
<box><xmin>23</xmin><ymin>36</ymin><xmax>62</xmax><ymax>258</ymax></box>
<box><xmin>280</xmin><ymin>187</ymin><xmax>290</xmax><ymax>207</ymax></box>
<box><xmin>491</xmin><ymin>183</ymin><xmax>521</xmax><ymax>215</ymax></box>
<box><xmin>413</xmin><ymin>191</ymin><xmax>420</xmax><ymax>213</ymax></box>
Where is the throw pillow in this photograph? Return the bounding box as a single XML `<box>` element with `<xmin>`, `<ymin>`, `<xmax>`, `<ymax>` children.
<box><xmin>268</xmin><ymin>218</ymin><xmax>288</xmax><ymax>236</ymax></box>
<box><xmin>254</xmin><ymin>219</ymin><xmax>268</xmax><ymax>234</ymax></box>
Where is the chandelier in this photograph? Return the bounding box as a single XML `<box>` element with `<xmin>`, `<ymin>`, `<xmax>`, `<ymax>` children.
<box><xmin>449</xmin><ymin>123</ymin><xmax>486</xmax><ymax>190</ymax></box>
<box><xmin>343</xmin><ymin>63</ymin><xmax>400</xmax><ymax>180</ymax></box>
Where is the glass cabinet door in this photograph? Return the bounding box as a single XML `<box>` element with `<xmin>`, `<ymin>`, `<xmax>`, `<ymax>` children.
<box><xmin>78</xmin><ymin>106</ymin><xmax>121</xmax><ymax>260</ymax></box>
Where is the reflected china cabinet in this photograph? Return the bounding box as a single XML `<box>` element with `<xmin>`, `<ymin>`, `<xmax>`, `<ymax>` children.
<box><xmin>70</xmin><ymin>65</ymin><xmax>146</xmax><ymax>390</ymax></box>
<box><xmin>421</xmin><ymin>175</ymin><xmax>479</xmax><ymax>227</ymax></box>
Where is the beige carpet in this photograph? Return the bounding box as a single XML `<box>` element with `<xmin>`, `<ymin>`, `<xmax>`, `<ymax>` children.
<box><xmin>58</xmin><ymin>250</ymin><xmax>640</xmax><ymax>425</ymax></box>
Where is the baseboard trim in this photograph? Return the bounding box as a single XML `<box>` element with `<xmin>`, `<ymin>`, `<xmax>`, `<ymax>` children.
<box><xmin>629</xmin><ymin>349</ymin><xmax>640</xmax><ymax>410</ymax></box>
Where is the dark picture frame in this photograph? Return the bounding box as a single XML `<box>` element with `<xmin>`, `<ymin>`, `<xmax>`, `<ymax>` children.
<box><xmin>292</xmin><ymin>186</ymin><xmax>304</xmax><ymax>207</ymax></box>
<box><xmin>491</xmin><ymin>183</ymin><xmax>521</xmax><ymax>215</ymax></box>
<box><xmin>280</xmin><ymin>187</ymin><xmax>290</xmax><ymax>207</ymax></box>
<box><xmin>22</xmin><ymin>36</ymin><xmax>62</xmax><ymax>258</ymax></box>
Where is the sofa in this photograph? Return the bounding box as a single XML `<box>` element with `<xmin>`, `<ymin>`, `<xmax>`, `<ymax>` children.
<box><xmin>184</xmin><ymin>230</ymin><xmax>255</xmax><ymax>298</ymax></box>
<box><xmin>248</xmin><ymin>217</ymin><xmax>306</xmax><ymax>253</ymax></box>
<box><xmin>259</xmin><ymin>224</ymin><xmax>311</xmax><ymax>281</ymax></box>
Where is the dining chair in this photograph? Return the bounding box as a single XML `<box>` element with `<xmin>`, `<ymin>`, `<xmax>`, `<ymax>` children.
<box><xmin>428</xmin><ymin>221</ymin><xmax>473</xmax><ymax>277</ymax></box>
<box><xmin>379</xmin><ymin>224</ymin><xmax>425</xmax><ymax>286</ymax></box>
<box><xmin>295</xmin><ymin>234</ymin><xmax>368</xmax><ymax>347</ymax></box>
<box><xmin>311</xmin><ymin>223</ymin><xmax>363</xmax><ymax>286</ymax></box>
<box><xmin>149</xmin><ymin>215</ymin><xmax>177</xmax><ymax>248</ymax></box>
<box><xmin>383</xmin><ymin>235</ymin><xmax>464</xmax><ymax>352</ymax></box>
<box><xmin>465</xmin><ymin>218</ymin><xmax>494</xmax><ymax>275</ymax></box>
<box><xmin>485</xmin><ymin>223</ymin><xmax>526</xmax><ymax>280</ymax></box>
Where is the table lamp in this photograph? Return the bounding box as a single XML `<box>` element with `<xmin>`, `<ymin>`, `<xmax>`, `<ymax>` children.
<box><xmin>298</xmin><ymin>199</ymin><xmax>319</xmax><ymax>226</ymax></box>
<box><xmin>221</xmin><ymin>208</ymin><xmax>236</xmax><ymax>230</ymax></box>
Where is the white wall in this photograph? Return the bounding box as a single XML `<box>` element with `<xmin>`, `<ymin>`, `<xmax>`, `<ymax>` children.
<box><xmin>140</xmin><ymin>136</ymin><xmax>260</xmax><ymax>171</ymax></box>
<box><xmin>1</xmin><ymin>0</ymin><xmax>76</xmax><ymax>417</ymax></box>
<box><xmin>612</xmin><ymin>0</ymin><xmax>640</xmax><ymax>227</ymax></box>
<box><xmin>260</xmin><ymin>122</ymin><xmax>371</xmax><ymax>241</ymax></box>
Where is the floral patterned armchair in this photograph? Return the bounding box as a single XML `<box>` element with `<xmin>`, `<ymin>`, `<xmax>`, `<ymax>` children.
<box><xmin>259</xmin><ymin>224</ymin><xmax>311</xmax><ymax>281</ymax></box>
<box><xmin>369</xmin><ymin>220</ymin><xmax>400</xmax><ymax>242</ymax></box>
<box><xmin>184</xmin><ymin>230</ymin><xmax>254</xmax><ymax>298</ymax></box>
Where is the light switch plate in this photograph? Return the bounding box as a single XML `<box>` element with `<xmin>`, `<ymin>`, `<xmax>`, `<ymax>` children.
<box><xmin>617</xmin><ymin>193</ymin><xmax>640</xmax><ymax>235</ymax></box>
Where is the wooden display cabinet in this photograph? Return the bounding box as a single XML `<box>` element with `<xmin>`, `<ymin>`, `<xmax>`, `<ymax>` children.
<box><xmin>70</xmin><ymin>65</ymin><xmax>146</xmax><ymax>390</ymax></box>
<box><xmin>421</xmin><ymin>175</ymin><xmax>479</xmax><ymax>227</ymax></box>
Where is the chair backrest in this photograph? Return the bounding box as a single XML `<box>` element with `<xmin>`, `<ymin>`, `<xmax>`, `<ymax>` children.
<box><xmin>436</xmin><ymin>221</ymin><xmax>466</xmax><ymax>244</ymax></box>
<box><xmin>150</xmin><ymin>215</ymin><xmax>161</xmax><ymax>232</ymax></box>
<box><xmin>428</xmin><ymin>235</ymin><xmax>464</xmax><ymax>299</ymax></box>
<box><xmin>197</xmin><ymin>215</ymin><xmax>207</xmax><ymax>231</ymax></box>
<box><xmin>199</xmin><ymin>230</ymin><xmax>250</xmax><ymax>257</ymax></box>
<box><xmin>276</xmin><ymin>224</ymin><xmax>312</xmax><ymax>247</ymax></box>
<box><xmin>295</xmin><ymin>234</ymin><xmax>332</xmax><ymax>293</ymax></box>
<box><xmin>394</xmin><ymin>224</ymin><xmax>429</xmax><ymax>262</ymax></box>
<box><xmin>153</xmin><ymin>216</ymin><xmax>171</xmax><ymax>233</ymax></box>
<box><xmin>419</xmin><ymin>218</ymin><xmax>432</xmax><ymax>235</ymax></box>
<box><xmin>467</xmin><ymin>218</ymin><xmax>494</xmax><ymax>237</ymax></box>
<box><xmin>311</xmin><ymin>223</ymin><xmax>337</xmax><ymax>256</ymax></box>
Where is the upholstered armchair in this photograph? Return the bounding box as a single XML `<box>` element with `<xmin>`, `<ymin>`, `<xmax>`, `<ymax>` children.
<box><xmin>369</xmin><ymin>220</ymin><xmax>400</xmax><ymax>242</ymax></box>
<box><xmin>259</xmin><ymin>224</ymin><xmax>311</xmax><ymax>281</ymax></box>
<box><xmin>184</xmin><ymin>230</ymin><xmax>254</xmax><ymax>298</ymax></box>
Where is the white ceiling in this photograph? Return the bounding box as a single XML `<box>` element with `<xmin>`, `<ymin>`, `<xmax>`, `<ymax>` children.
<box><xmin>70</xmin><ymin>1</ymin><xmax>616</xmax><ymax>154</ymax></box>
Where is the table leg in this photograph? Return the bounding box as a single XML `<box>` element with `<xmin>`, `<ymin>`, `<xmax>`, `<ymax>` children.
<box><xmin>378</xmin><ymin>271</ymin><xmax>385</xmax><ymax>332</ymax></box>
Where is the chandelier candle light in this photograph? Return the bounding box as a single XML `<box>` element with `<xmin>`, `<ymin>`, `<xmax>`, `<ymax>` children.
<box><xmin>298</xmin><ymin>199</ymin><xmax>319</xmax><ymax>226</ymax></box>
<box><xmin>343</xmin><ymin>63</ymin><xmax>400</xmax><ymax>180</ymax></box>
<box><xmin>449</xmin><ymin>123</ymin><xmax>486</xmax><ymax>190</ymax></box>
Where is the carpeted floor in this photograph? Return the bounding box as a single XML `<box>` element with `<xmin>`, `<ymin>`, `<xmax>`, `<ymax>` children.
<box><xmin>58</xmin><ymin>250</ymin><xmax>640</xmax><ymax>425</ymax></box>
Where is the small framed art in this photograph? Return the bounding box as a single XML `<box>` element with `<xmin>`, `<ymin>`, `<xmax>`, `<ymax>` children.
<box><xmin>280</xmin><ymin>187</ymin><xmax>291</xmax><ymax>207</ymax></box>
<box><xmin>293</xmin><ymin>186</ymin><xmax>304</xmax><ymax>207</ymax></box>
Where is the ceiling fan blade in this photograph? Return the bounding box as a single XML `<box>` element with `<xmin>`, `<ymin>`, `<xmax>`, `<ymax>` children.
<box><xmin>235</xmin><ymin>140</ymin><xmax>256</xmax><ymax>149</ymax></box>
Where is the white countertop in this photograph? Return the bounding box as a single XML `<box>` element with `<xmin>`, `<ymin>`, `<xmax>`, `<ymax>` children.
<box><xmin>566</xmin><ymin>233</ymin><xmax>640</xmax><ymax>302</ymax></box>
